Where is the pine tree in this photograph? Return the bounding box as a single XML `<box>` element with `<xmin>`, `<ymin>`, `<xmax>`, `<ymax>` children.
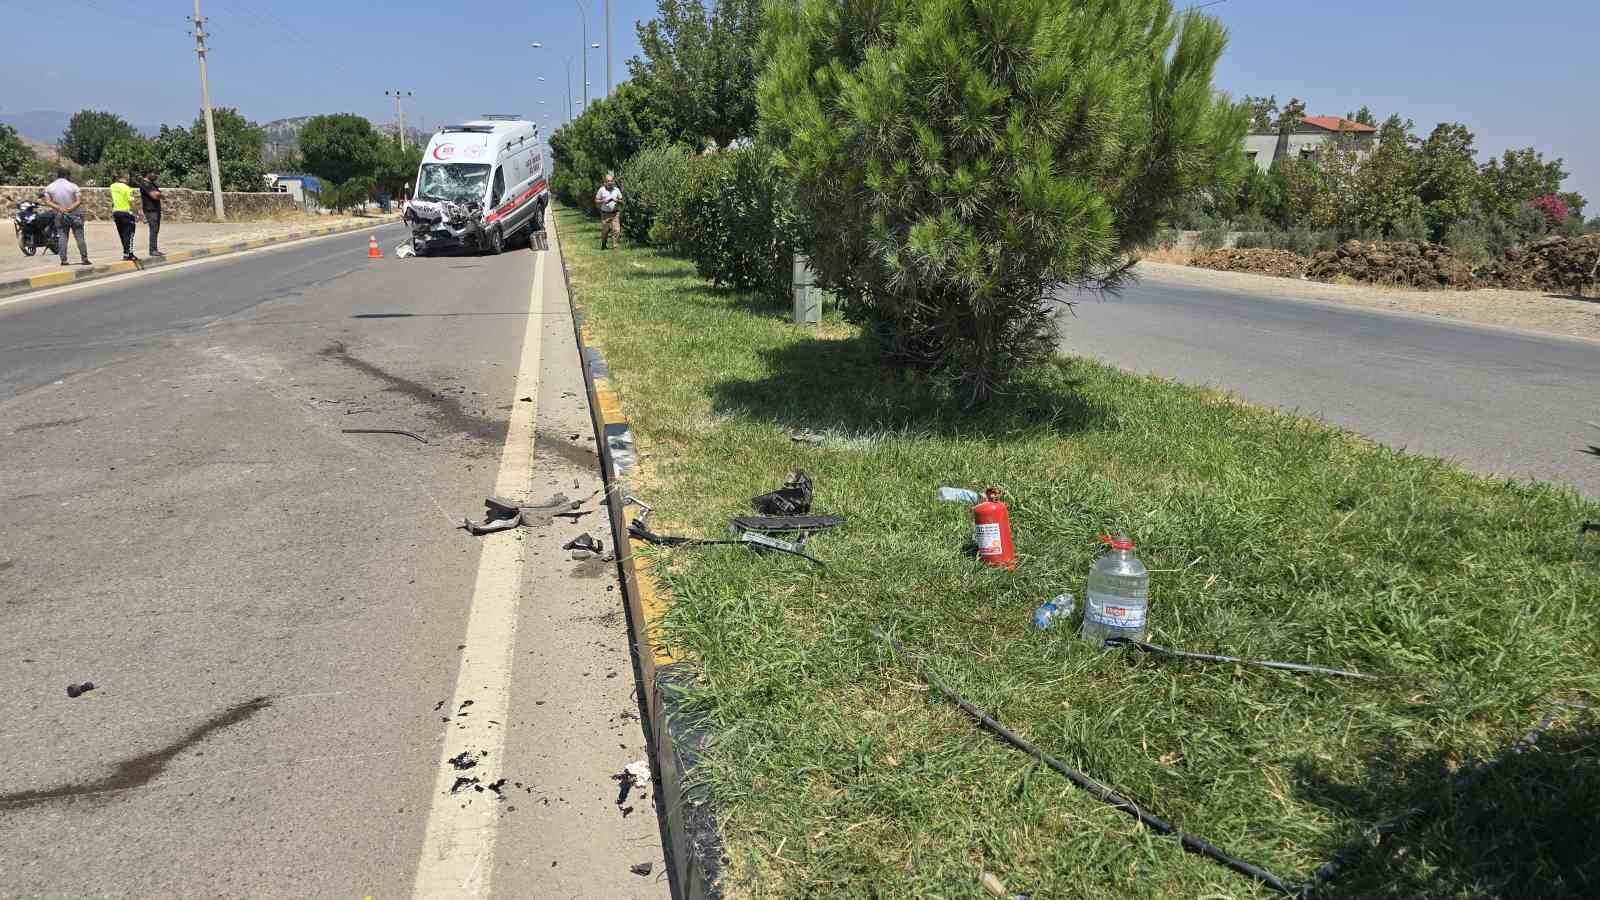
<box><xmin>759</xmin><ymin>0</ymin><xmax>1246</xmax><ymax>401</ymax></box>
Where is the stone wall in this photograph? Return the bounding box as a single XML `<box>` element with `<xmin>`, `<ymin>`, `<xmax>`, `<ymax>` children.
<box><xmin>0</xmin><ymin>186</ymin><xmax>298</xmax><ymax>222</ymax></box>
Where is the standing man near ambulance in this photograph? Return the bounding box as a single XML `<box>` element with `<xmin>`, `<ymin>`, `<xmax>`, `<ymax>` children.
<box><xmin>43</xmin><ymin>167</ymin><xmax>90</xmax><ymax>266</ymax></box>
<box><xmin>138</xmin><ymin>168</ymin><xmax>164</xmax><ymax>257</ymax></box>
<box><xmin>109</xmin><ymin>171</ymin><xmax>139</xmax><ymax>261</ymax></box>
<box><xmin>594</xmin><ymin>172</ymin><xmax>622</xmax><ymax>250</ymax></box>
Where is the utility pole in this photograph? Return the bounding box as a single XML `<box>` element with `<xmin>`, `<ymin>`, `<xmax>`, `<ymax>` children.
<box><xmin>191</xmin><ymin>0</ymin><xmax>225</xmax><ymax>220</ymax></box>
<box><xmin>386</xmin><ymin>90</ymin><xmax>412</xmax><ymax>150</ymax></box>
<box><xmin>575</xmin><ymin>1</ymin><xmax>589</xmax><ymax>111</ymax></box>
<box><xmin>566</xmin><ymin>59</ymin><xmax>574</xmax><ymax>123</ymax></box>
<box><xmin>605</xmin><ymin>0</ymin><xmax>612</xmax><ymax>98</ymax></box>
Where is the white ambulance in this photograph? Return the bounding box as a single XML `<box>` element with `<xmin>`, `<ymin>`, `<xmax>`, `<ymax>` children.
<box><xmin>404</xmin><ymin>115</ymin><xmax>548</xmax><ymax>255</ymax></box>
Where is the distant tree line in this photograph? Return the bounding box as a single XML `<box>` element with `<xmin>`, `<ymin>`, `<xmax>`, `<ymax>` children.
<box><xmin>1183</xmin><ymin>95</ymin><xmax>1594</xmax><ymax>263</ymax></box>
<box><xmin>0</xmin><ymin>108</ymin><xmax>422</xmax><ymax>211</ymax></box>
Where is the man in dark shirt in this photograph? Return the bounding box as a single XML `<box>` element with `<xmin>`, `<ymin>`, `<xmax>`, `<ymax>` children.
<box><xmin>138</xmin><ymin>170</ymin><xmax>164</xmax><ymax>257</ymax></box>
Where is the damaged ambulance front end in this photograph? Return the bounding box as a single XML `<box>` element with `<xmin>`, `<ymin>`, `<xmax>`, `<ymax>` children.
<box><xmin>404</xmin><ymin>162</ymin><xmax>492</xmax><ymax>253</ymax></box>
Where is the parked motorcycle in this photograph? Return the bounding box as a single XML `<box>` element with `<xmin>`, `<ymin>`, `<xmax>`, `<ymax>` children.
<box><xmin>14</xmin><ymin>199</ymin><xmax>56</xmax><ymax>257</ymax></box>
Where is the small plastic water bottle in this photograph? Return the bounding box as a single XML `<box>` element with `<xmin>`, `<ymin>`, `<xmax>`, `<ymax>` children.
<box><xmin>1081</xmin><ymin>534</ymin><xmax>1149</xmax><ymax>646</ymax></box>
<box><xmin>937</xmin><ymin>486</ymin><xmax>982</xmax><ymax>504</ymax></box>
<box><xmin>1032</xmin><ymin>593</ymin><xmax>1075</xmax><ymax>630</ymax></box>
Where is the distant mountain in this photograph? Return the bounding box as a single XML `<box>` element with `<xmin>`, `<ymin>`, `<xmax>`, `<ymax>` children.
<box><xmin>0</xmin><ymin>109</ymin><xmax>159</xmax><ymax>144</ymax></box>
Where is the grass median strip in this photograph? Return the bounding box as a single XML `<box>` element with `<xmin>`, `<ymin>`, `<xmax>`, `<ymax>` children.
<box><xmin>557</xmin><ymin>206</ymin><xmax>1600</xmax><ymax>898</ymax></box>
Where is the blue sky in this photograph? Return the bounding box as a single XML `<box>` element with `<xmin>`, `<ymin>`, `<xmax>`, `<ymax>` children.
<box><xmin>2</xmin><ymin>0</ymin><xmax>1595</xmax><ymax>205</ymax></box>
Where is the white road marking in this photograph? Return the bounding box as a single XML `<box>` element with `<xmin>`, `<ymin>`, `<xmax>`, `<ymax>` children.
<box><xmin>411</xmin><ymin>247</ymin><xmax>546</xmax><ymax>899</ymax></box>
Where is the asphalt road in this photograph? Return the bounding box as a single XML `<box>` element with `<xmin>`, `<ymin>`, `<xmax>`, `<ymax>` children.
<box><xmin>0</xmin><ymin>226</ymin><xmax>668</xmax><ymax>897</ymax></box>
<box><xmin>1058</xmin><ymin>270</ymin><xmax>1600</xmax><ymax>498</ymax></box>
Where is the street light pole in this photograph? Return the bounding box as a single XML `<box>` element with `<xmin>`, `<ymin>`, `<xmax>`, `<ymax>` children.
<box><xmin>385</xmin><ymin>90</ymin><xmax>412</xmax><ymax>150</ymax></box>
<box><xmin>191</xmin><ymin>0</ymin><xmax>225</xmax><ymax>220</ymax></box>
<box><xmin>575</xmin><ymin>1</ymin><xmax>589</xmax><ymax>111</ymax></box>
<box><xmin>605</xmin><ymin>0</ymin><xmax>612</xmax><ymax>98</ymax></box>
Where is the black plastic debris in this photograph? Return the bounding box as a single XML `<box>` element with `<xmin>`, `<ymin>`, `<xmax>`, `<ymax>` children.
<box><xmin>630</xmin><ymin>862</ymin><xmax>653</xmax><ymax>877</ymax></box>
<box><xmin>451</xmin><ymin>776</ymin><xmax>480</xmax><ymax>794</ymax></box>
<box><xmin>448</xmin><ymin>750</ymin><xmax>482</xmax><ymax>771</ymax></box>
<box><xmin>729</xmin><ymin>514</ymin><xmax>844</xmax><ymax>535</ymax></box>
<box><xmin>66</xmin><ymin>681</ymin><xmax>95</xmax><ymax>698</ymax></box>
<box><xmin>751</xmin><ymin>470</ymin><xmax>812</xmax><ymax>515</ymax></box>
<box><xmin>487</xmin><ymin>778</ymin><xmax>507</xmax><ymax>797</ymax></box>
<box><xmin>563</xmin><ymin>533</ymin><xmax>603</xmax><ymax>554</ymax></box>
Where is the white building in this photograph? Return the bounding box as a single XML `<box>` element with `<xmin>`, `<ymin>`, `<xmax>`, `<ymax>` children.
<box><xmin>1243</xmin><ymin>115</ymin><xmax>1378</xmax><ymax>171</ymax></box>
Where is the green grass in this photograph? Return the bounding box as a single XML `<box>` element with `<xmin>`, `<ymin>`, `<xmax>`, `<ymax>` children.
<box><xmin>557</xmin><ymin>207</ymin><xmax>1600</xmax><ymax>899</ymax></box>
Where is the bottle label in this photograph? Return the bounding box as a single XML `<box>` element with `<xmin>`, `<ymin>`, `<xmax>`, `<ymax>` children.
<box><xmin>975</xmin><ymin>522</ymin><xmax>1003</xmax><ymax>555</ymax></box>
<box><xmin>1088</xmin><ymin>604</ymin><xmax>1145</xmax><ymax>629</ymax></box>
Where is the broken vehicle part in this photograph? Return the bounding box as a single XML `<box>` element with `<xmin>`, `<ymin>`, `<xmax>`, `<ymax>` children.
<box><xmin>751</xmin><ymin>470</ymin><xmax>813</xmax><ymax>516</ymax></box>
<box><xmin>622</xmin><ymin>495</ymin><xmax>653</xmax><ymax>525</ymax></box>
<box><xmin>728</xmin><ymin>514</ymin><xmax>844</xmax><ymax>535</ymax></box>
<box><xmin>629</xmin><ymin>519</ymin><xmax>825</xmax><ymax>568</ymax></box>
<box><xmin>562</xmin><ymin>533</ymin><xmax>603</xmax><ymax>554</ymax></box>
<box><xmin>460</xmin><ymin>509</ymin><xmax>521</xmax><ymax>535</ymax></box>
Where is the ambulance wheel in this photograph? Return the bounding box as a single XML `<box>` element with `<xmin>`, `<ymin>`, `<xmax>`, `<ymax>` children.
<box><xmin>487</xmin><ymin>226</ymin><xmax>505</xmax><ymax>256</ymax></box>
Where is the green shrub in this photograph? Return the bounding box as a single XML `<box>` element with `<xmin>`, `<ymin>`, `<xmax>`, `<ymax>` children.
<box><xmin>759</xmin><ymin>0</ymin><xmax>1247</xmax><ymax>401</ymax></box>
<box><xmin>1388</xmin><ymin>212</ymin><xmax>1430</xmax><ymax>242</ymax></box>
<box><xmin>662</xmin><ymin>146</ymin><xmax>798</xmax><ymax>302</ymax></box>
<box><xmin>618</xmin><ymin>144</ymin><xmax>692</xmax><ymax>244</ymax></box>
<box><xmin>1445</xmin><ymin>219</ymin><xmax>1493</xmax><ymax>267</ymax></box>
<box><xmin>1150</xmin><ymin>228</ymin><xmax>1181</xmax><ymax>251</ymax></box>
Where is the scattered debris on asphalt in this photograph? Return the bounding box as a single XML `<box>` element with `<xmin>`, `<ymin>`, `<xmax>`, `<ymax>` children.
<box><xmin>395</xmin><ymin>241</ymin><xmax>416</xmax><ymax>259</ymax></box>
<box><xmin>563</xmin><ymin>533</ymin><xmax>603</xmax><ymax>554</ymax></box>
<box><xmin>612</xmin><ymin>759</ymin><xmax>650</xmax><ymax>806</ymax></box>
<box><xmin>448</xmin><ymin>750</ymin><xmax>483</xmax><ymax>770</ymax></box>
<box><xmin>460</xmin><ymin>509</ymin><xmax>521</xmax><ymax>535</ymax></box>
<box><xmin>66</xmin><ymin>681</ymin><xmax>95</xmax><ymax>698</ymax></box>
<box><xmin>451</xmin><ymin>776</ymin><xmax>480</xmax><ymax>794</ymax></box>
<box><xmin>342</xmin><ymin>427</ymin><xmax>428</xmax><ymax>444</ymax></box>
<box><xmin>630</xmin><ymin>862</ymin><xmax>653</xmax><ymax>877</ymax></box>
<box><xmin>486</xmin><ymin>778</ymin><xmax>507</xmax><ymax>797</ymax></box>
<box><xmin>751</xmin><ymin>470</ymin><xmax>813</xmax><ymax>515</ymax></box>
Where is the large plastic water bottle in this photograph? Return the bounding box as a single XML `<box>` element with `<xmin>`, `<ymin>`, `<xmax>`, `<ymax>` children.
<box><xmin>1081</xmin><ymin>534</ymin><xmax>1149</xmax><ymax>646</ymax></box>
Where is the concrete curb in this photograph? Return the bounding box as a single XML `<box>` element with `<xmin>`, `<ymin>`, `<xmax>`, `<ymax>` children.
<box><xmin>0</xmin><ymin>216</ymin><xmax>401</xmax><ymax>300</ymax></box>
<box><xmin>556</xmin><ymin>223</ymin><xmax>725</xmax><ymax>900</ymax></box>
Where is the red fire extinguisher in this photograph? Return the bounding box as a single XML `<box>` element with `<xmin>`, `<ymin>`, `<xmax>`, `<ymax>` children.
<box><xmin>974</xmin><ymin>487</ymin><xmax>1015</xmax><ymax>569</ymax></box>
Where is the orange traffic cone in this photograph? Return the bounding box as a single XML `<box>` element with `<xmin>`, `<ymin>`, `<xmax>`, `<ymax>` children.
<box><xmin>368</xmin><ymin>235</ymin><xmax>382</xmax><ymax>258</ymax></box>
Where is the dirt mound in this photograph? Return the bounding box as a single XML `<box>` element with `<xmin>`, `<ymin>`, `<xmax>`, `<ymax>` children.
<box><xmin>1306</xmin><ymin>240</ymin><xmax>1474</xmax><ymax>289</ymax></box>
<box><xmin>1190</xmin><ymin>248</ymin><xmax>1308</xmax><ymax>278</ymax></box>
<box><xmin>1476</xmin><ymin>234</ymin><xmax>1600</xmax><ymax>294</ymax></box>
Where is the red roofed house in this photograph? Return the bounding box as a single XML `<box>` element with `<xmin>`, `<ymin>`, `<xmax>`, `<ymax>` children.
<box><xmin>1243</xmin><ymin>115</ymin><xmax>1379</xmax><ymax>172</ymax></box>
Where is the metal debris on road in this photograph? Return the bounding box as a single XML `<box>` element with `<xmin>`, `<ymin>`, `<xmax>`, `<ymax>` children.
<box><xmin>66</xmin><ymin>681</ymin><xmax>95</xmax><ymax>698</ymax></box>
<box><xmin>342</xmin><ymin>427</ymin><xmax>428</xmax><ymax>444</ymax></box>
<box><xmin>630</xmin><ymin>862</ymin><xmax>653</xmax><ymax>877</ymax></box>
<box><xmin>460</xmin><ymin>510</ymin><xmax>521</xmax><ymax>535</ymax></box>
<box><xmin>395</xmin><ymin>241</ymin><xmax>415</xmax><ymax>259</ymax></box>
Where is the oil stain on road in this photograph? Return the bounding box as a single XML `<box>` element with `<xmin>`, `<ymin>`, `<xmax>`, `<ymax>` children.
<box><xmin>0</xmin><ymin>696</ymin><xmax>272</xmax><ymax>811</ymax></box>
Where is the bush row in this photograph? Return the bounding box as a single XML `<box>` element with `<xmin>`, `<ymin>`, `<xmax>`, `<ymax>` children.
<box><xmin>613</xmin><ymin>143</ymin><xmax>799</xmax><ymax>303</ymax></box>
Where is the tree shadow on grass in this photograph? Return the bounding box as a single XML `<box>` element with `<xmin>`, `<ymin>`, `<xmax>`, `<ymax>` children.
<box><xmin>708</xmin><ymin>331</ymin><xmax>1107</xmax><ymax>440</ymax></box>
<box><xmin>1293</xmin><ymin>723</ymin><xmax>1600</xmax><ymax>898</ymax></box>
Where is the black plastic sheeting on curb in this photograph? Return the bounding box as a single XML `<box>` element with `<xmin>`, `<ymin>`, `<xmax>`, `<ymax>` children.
<box><xmin>561</xmin><ymin>225</ymin><xmax>725</xmax><ymax>900</ymax></box>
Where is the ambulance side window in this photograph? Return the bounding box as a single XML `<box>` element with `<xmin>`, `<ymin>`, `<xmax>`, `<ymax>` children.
<box><xmin>492</xmin><ymin>168</ymin><xmax>506</xmax><ymax>207</ymax></box>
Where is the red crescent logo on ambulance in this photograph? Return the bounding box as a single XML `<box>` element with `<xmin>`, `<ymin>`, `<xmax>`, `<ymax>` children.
<box><xmin>432</xmin><ymin>144</ymin><xmax>455</xmax><ymax>160</ymax></box>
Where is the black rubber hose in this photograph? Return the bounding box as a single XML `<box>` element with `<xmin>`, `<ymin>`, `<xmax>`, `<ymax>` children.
<box><xmin>1104</xmin><ymin>638</ymin><xmax>1380</xmax><ymax>680</ymax></box>
<box><xmin>888</xmin><ymin>636</ymin><xmax>1307</xmax><ymax>897</ymax></box>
